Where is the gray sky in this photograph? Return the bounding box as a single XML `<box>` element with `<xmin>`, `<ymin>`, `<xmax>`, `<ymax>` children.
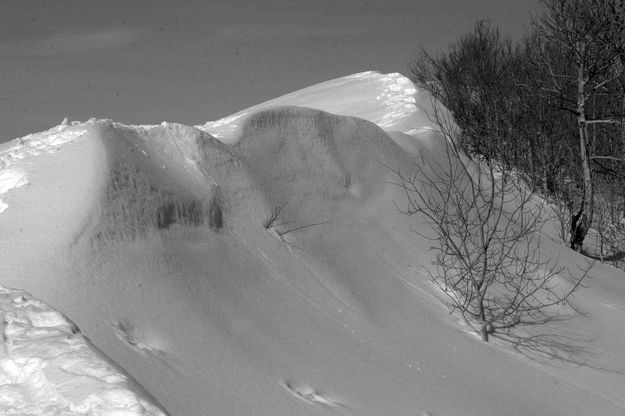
<box><xmin>0</xmin><ymin>0</ymin><xmax>541</xmax><ymax>142</ymax></box>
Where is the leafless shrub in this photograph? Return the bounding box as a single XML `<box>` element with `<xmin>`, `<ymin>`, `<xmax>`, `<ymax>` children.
<box><xmin>395</xmin><ymin>103</ymin><xmax>591</xmax><ymax>343</ymax></box>
<box><xmin>263</xmin><ymin>202</ymin><xmax>331</xmax><ymax>247</ymax></box>
<box><xmin>263</xmin><ymin>202</ymin><xmax>289</xmax><ymax>230</ymax></box>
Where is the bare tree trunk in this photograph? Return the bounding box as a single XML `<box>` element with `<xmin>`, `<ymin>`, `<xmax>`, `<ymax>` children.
<box><xmin>477</xmin><ymin>286</ymin><xmax>489</xmax><ymax>341</ymax></box>
<box><xmin>480</xmin><ymin>323</ymin><xmax>489</xmax><ymax>342</ymax></box>
<box><xmin>570</xmin><ymin>61</ymin><xmax>594</xmax><ymax>251</ymax></box>
<box><xmin>528</xmin><ymin>133</ymin><xmax>536</xmax><ymax>188</ymax></box>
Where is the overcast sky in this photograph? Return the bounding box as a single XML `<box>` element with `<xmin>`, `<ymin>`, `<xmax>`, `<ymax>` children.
<box><xmin>0</xmin><ymin>0</ymin><xmax>541</xmax><ymax>142</ymax></box>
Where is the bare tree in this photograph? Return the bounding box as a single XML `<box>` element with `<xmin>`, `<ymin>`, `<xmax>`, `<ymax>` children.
<box><xmin>395</xmin><ymin>103</ymin><xmax>590</xmax><ymax>342</ymax></box>
<box><xmin>533</xmin><ymin>0</ymin><xmax>625</xmax><ymax>251</ymax></box>
<box><xmin>410</xmin><ymin>21</ymin><xmax>515</xmax><ymax>162</ymax></box>
<box><xmin>513</xmin><ymin>33</ymin><xmax>577</xmax><ymax>196</ymax></box>
<box><xmin>263</xmin><ymin>202</ymin><xmax>331</xmax><ymax>247</ymax></box>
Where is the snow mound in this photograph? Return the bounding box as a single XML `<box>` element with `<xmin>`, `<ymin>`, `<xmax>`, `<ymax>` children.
<box><xmin>1</xmin><ymin>72</ymin><xmax>624</xmax><ymax>416</ymax></box>
<box><xmin>232</xmin><ymin>106</ymin><xmax>413</xmax><ymax>225</ymax></box>
<box><xmin>0</xmin><ymin>285</ymin><xmax>166</xmax><ymax>416</ymax></box>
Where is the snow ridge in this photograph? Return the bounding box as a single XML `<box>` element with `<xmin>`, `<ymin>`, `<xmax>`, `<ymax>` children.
<box><xmin>198</xmin><ymin>71</ymin><xmax>419</xmax><ymax>142</ymax></box>
<box><xmin>346</xmin><ymin>71</ymin><xmax>417</xmax><ymax>129</ymax></box>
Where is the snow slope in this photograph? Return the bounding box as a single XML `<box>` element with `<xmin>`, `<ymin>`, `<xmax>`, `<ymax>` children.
<box><xmin>1</xmin><ymin>72</ymin><xmax>625</xmax><ymax>416</ymax></box>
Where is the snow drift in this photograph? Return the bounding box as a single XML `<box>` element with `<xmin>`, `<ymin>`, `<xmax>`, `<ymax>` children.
<box><xmin>1</xmin><ymin>72</ymin><xmax>624</xmax><ymax>416</ymax></box>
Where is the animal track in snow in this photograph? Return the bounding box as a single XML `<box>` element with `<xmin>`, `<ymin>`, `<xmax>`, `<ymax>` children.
<box><xmin>114</xmin><ymin>321</ymin><xmax>166</xmax><ymax>357</ymax></box>
<box><xmin>283</xmin><ymin>379</ymin><xmax>347</xmax><ymax>409</ymax></box>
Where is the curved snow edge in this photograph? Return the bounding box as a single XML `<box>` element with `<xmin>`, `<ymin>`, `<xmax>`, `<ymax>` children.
<box><xmin>0</xmin><ymin>284</ymin><xmax>168</xmax><ymax>416</ymax></box>
<box><xmin>196</xmin><ymin>71</ymin><xmax>421</xmax><ymax>143</ymax></box>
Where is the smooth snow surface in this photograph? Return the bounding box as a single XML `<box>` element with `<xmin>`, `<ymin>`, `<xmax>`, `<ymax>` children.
<box><xmin>1</xmin><ymin>71</ymin><xmax>625</xmax><ymax>416</ymax></box>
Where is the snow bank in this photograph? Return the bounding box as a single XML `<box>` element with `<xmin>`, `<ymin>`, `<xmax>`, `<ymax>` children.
<box><xmin>0</xmin><ymin>284</ymin><xmax>166</xmax><ymax>416</ymax></box>
<box><xmin>1</xmin><ymin>72</ymin><xmax>624</xmax><ymax>416</ymax></box>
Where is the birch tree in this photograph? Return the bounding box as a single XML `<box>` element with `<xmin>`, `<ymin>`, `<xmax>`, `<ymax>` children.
<box><xmin>534</xmin><ymin>0</ymin><xmax>625</xmax><ymax>251</ymax></box>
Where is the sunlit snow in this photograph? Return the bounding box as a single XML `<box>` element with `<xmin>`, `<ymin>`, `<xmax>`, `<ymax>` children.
<box><xmin>198</xmin><ymin>71</ymin><xmax>432</xmax><ymax>142</ymax></box>
<box><xmin>0</xmin><ymin>285</ymin><xmax>165</xmax><ymax>415</ymax></box>
<box><xmin>0</xmin><ymin>71</ymin><xmax>624</xmax><ymax>416</ymax></box>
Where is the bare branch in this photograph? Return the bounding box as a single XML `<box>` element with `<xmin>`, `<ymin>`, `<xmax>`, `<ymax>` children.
<box><xmin>586</xmin><ymin>119</ymin><xmax>625</xmax><ymax>125</ymax></box>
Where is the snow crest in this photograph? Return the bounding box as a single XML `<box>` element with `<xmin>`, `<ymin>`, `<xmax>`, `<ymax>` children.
<box><xmin>198</xmin><ymin>71</ymin><xmax>420</xmax><ymax>142</ymax></box>
<box><xmin>345</xmin><ymin>71</ymin><xmax>417</xmax><ymax>129</ymax></box>
<box><xmin>0</xmin><ymin>285</ymin><xmax>166</xmax><ymax>416</ymax></box>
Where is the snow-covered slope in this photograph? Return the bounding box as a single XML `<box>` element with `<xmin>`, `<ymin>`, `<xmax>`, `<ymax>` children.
<box><xmin>1</xmin><ymin>72</ymin><xmax>624</xmax><ymax>416</ymax></box>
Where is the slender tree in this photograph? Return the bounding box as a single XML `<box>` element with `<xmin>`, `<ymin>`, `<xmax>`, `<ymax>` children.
<box><xmin>533</xmin><ymin>0</ymin><xmax>625</xmax><ymax>251</ymax></box>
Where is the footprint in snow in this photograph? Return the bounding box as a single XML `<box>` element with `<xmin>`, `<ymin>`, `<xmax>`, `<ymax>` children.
<box><xmin>283</xmin><ymin>379</ymin><xmax>348</xmax><ymax>410</ymax></box>
<box><xmin>114</xmin><ymin>321</ymin><xmax>166</xmax><ymax>357</ymax></box>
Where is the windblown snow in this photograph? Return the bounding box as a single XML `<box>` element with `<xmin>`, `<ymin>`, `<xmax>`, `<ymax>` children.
<box><xmin>1</xmin><ymin>72</ymin><xmax>624</xmax><ymax>416</ymax></box>
<box><xmin>0</xmin><ymin>285</ymin><xmax>166</xmax><ymax>415</ymax></box>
